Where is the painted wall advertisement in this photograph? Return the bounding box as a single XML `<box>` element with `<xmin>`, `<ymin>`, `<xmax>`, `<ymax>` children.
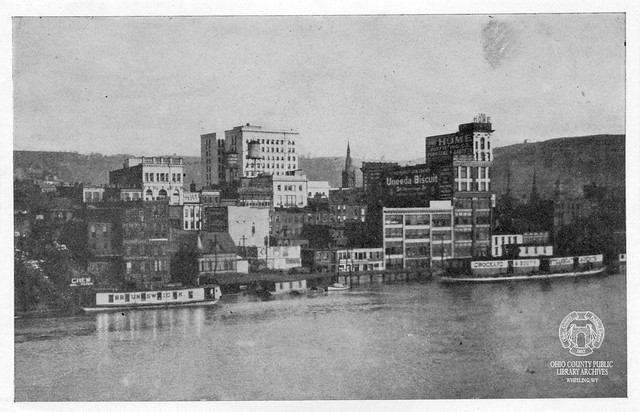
<box><xmin>382</xmin><ymin>164</ymin><xmax>453</xmax><ymax>206</ymax></box>
<box><xmin>425</xmin><ymin>132</ymin><xmax>474</xmax><ymax>164</ymax></box>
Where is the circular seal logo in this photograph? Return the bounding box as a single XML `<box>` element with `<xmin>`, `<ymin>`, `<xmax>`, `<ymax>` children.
<box><xmin>559</xmin><ymin>311</ymin><xmax>605</xmax><ymax>356</ymax></box>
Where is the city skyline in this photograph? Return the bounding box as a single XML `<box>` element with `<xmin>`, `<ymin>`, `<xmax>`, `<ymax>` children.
<box><xmin>12</xmin><ymin>14</ymin><xmax>625</xmax><ymax>161</ymax></box>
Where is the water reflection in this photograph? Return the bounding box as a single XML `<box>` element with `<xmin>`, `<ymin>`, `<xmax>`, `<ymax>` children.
<box><xmin>95</xmin><ymin>308</ymin><xmax>208</xmax><ymax>342</ymax></box>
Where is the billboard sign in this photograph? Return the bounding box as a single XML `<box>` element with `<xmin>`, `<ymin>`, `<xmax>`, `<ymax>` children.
<box><xmin>183</xmin><ymin>192</ymin><xmax>200</xmax><ymax>204</ymax></box>
<box><xmin>382</xmin><ymin>164</ymin><xmax>453</xmax><ymax>207</ymax></box>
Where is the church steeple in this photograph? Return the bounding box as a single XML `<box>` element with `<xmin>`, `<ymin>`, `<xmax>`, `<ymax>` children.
<box><xmin>345</xmin><ymin>142</ymin><xmax>352</xmax><ymax>171</ymax></box>
<box><xmin>341</xmin><ymin>142</ymin><xmax>356</xmax><ymax>189</ymax></box>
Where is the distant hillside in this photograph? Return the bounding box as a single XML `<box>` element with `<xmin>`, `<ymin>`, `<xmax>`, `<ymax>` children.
<box><xmin>13</xmin><ymin>134</ymin><xmax>625</xmax><ymax>199</ymax></box>
<box><xmin>299</xmin><ymin>156</ymin><xmax>363</xmax><ymax>187</ymax></box>
<box><xmin>13</xmin><ymin>151</ymin><xmax>201</xmax><ymax>186</ymax></box>
<box><xmin>12</xmin><ymin>150</ymin><xmax>360</xmax><ymax>188</ymax></box>
<box><xmin>492</xmin><ymin>134</ymin><xmax>625</xmax><ymax>201</ymax></box>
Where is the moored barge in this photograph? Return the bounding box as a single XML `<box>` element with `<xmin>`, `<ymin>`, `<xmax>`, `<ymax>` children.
<box><xmin>440</xmin><ymin>254</ymin><xmax>605</xmax><ymax>283</ymax></box>
<box><xmin>82</xmin><ymin>285</ymin><xmax>222</xmax><ymax>312</ymax></box>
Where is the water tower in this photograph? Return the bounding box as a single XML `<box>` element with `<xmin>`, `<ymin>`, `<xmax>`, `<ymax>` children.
<box><xmin>247</xmin><ymin>140</ymin><xmax>262</xmax><ymax>175</ymax></box>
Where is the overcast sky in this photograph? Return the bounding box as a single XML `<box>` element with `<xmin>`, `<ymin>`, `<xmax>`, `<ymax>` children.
<box><xmin>12</xmin><ymin>14</ymin><xmax>625</xmax><ymax>161</ymax></box>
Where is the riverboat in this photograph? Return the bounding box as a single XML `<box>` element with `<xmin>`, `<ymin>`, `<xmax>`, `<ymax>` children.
<box><xmin>440</xmin><ymin>267</ymin><xmax>605</xmax><ymax>283</ymax></box>
<box><xmin>326</xmin><ymin>283</ymin><xmax>350</xmax><ymax>291</ymax></box>
<box><xmin>81</xmin><ymin>285</ymin><xmax>222</xmax><ymax>312</ymax></box>
<box><xmin>440</xmin><ymin>254</ymin><xmax>605</xmax><ymax>284</ymax></box>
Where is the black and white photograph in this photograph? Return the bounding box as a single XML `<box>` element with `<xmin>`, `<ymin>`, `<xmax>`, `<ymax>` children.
<box><xmin>4</xmin><ymin>2</ymin><xmax>638</xmax><ymax>410</ymax></box>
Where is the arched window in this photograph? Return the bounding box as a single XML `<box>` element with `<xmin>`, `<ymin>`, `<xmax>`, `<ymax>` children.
<box><xmin>480</xmin><ymin>137</ymin><xmax>485</xmax><ymax>150</ymax></box>
<box><xmin>158</xmin><ymin>189</ymin><xmax>167</xmax><ymax>198</ymax></box>
<box><xmin>145</xmin><ymin>189</ymin><xmax>153</xmax><ymax>198</ymax></box>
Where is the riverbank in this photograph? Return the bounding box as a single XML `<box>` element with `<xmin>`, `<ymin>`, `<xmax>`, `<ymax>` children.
<box><xmin>14</xmin><ymin>269</ymin><xmax>435</xmax><ymax>318</ymax></box>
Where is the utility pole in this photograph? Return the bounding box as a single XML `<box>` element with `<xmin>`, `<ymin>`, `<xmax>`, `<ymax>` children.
<box><xmin>213</xmin><ymin>234</ymin><xmax>218</xmax><ymax>279</ymax></box>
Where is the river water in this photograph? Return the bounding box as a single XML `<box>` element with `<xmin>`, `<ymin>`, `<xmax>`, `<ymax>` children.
<box><xmin>14</xmin><ymin>274</ymin><xmax>626</xmax><ymax>401</ymax></box>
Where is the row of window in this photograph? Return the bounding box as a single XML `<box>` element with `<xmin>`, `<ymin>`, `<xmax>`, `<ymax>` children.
<box><xmin>259</xmin><ymin>147</ymin><xmax>296</xmax><ymax>153</ymax></box>
<box><xmin>453</xmin><ymin>198</ymin><xmax>492</xmax><ymax>209</ymax></box>
<box><xmin>244</xmin><ymin>171</ymin><xmax>289</xmax><ymax>176</ymax></box>
<box><xmin>125</xmin><ymin>259</ymin><xmax>165</xmax><ymax>273</ymax></box>
<box><xmin>337</xmin><ymin>251</ymin><xmax>383</xmax><ymax>260</ymax></box>
<box><xmin>276</xmin><ymin>195</ymin><xmax>304</xmax><ymax>207</ymax></box>
<box><xmin>458</xmin><ymin>181</ymin><xmax>491</xmax><ymax>192</ymax></box>
<box><xmin>384</xmin><ymin>214</ymin><xmax>452</xmax><ymax>226</ymax></box>
<box><xmin>256</xmin><ymin>155</ymin><xmax>297</xmax><ymax>161</ymax></box>
<box><xmin>199</xmin><ymin>259</ymin><xmax>236</xmax><ymax>272</ymax></box>
<box><xmin>277</xmin><ymin>184</ymin><xmax>304</xmax><ymax>191</ymax></box>
<box><xmin>184</xmin><ymin>221</ymin><xmax>202</xmax><ymax>230</ymax></box>
<box><xmin>493</xmin><ymin>235</ymin><xmax>522</xmax><ymax>246</ymax></box>
<box><xmin>271</xmin><ymin>226</ymin><xmax>302</xmax><ymax>237</ymax></box>
<box><xmin>278</xmin><ymin>281</ymin><xmax>304</xmax><ymax>290</ymax></box>
<box><xmin>184</xmin><ymin>208</ymin><xmax>201</xmax><ymax>218</ymax></box>
<box><xmin>84</xmin><ymin>192</ymin><xmax>103</xmax><ymax>202</ymax></box>
<box><xmin>248</xmin><ymin>163</ymin><xmax>296</xmax><ymax>170</ymax></box>
<box><xmin>385</xmin><ymin>228</ymin><xmax>456</xmax><ymax>240</ymax></box>
<box><xmin>475</xmin><ymin>138</ymin><xmax>490</xmax><ymax>150</ymax></box>
<box><xmin>257</xmin><ymin>138</ymin><xmax>296</xmax><ymax>146</ymax></box>
<box><xmin>455</xmin><ymin>166</ymin><xmax>490</xmax><ymax>179</ymax></box>
<box><xmin>144</xmin><ymin>172</ymin><xmax>182</xmax><ymax>183</ymax></box>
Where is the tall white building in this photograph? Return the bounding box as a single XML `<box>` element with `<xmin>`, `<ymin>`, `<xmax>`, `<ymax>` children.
<box><xmin>201</xmin><ymin>124</ymin><xmax>301</xmax><ymax>188</ymax></box>
<box><xmin>224</xmin><ymin>123</ymin><xmax>300</xmax><ymax>181</ymax></box>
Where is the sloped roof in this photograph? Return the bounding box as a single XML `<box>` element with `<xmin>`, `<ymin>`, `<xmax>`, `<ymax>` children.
<box><xmin>198</xmin><ymin>232</ymin><xmax>237</xmax><ymax>255</ymax></box>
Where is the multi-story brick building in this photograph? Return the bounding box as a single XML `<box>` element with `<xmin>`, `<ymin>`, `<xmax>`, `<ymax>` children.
<box><xmin>270</xmin><ymin>208</ymin><xmax>308</xmax><ymax>247</ymax></box>
<box><xmin>200</xmin><ymin>132</ymin><xmax>225</xmax><ymax>188</ymax></box>
<box><xmin>120</xmin><ymin>200</ymin><xmax>173</xmax><ymax>288</ymax></box>
<box><xmin>84</xmin><ymin>204</ymin><xmax>123</xmax><ymax>285</ymax></box>
<box><xmin>425</xmin><ymin>114</ymin><xmax>495</xmax><ymax>259</ymax></box>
